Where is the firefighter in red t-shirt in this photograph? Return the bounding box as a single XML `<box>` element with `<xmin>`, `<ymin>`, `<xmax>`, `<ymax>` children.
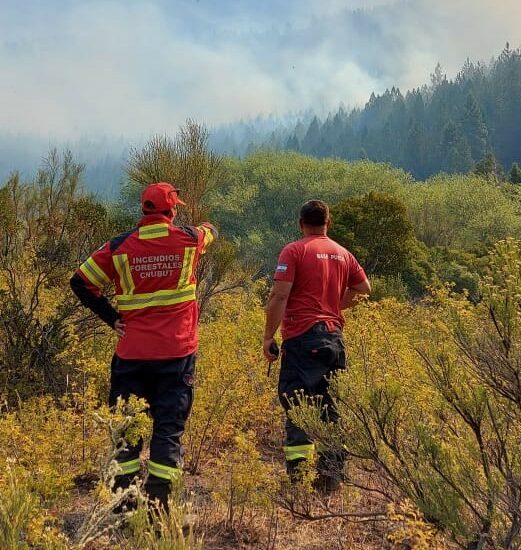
<box><xmin>70</xmin><ymin>182</ymin><xmax>217</xmax><ymax>509</ymax></box>
<box><xmin>263</xmin><ymin>199</ymin><xmax>371</xmax><ymax>492</ymax></box>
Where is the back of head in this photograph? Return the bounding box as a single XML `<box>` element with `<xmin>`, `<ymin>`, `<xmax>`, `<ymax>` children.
<box><xmin>300</xmin><ymin>200</ymin><xmax>330</xmax><ymax>227</ymax></box>
<box><xmin>141</xmin><ymin>182</ymin><xmax>186</xmax><ymax>218</ymax></box>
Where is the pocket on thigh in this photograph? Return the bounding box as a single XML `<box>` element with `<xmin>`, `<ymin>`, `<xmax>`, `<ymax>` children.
<box><xmin>278</xmin><ymin>362</ymin><xmax>306</xmax><ymax>410</ymax></box>
<box><xmin>181</xmin><ymin>364</ymin><xmax>195</xmax><ymax>418</ymax></box>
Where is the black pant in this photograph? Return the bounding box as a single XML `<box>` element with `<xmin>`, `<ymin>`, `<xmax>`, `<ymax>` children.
<box><xmin>278</xmin><ymin>322</ymin><xmax>346</xmax><ymax>471</ymax></box>
<box><xmin>109</xmin><ymin>353</ymin><xmax>195</xmax><ymax>486</ymax></box>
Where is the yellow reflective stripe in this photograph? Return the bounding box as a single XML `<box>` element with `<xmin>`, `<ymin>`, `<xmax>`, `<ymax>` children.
<box><xmin>283</xmin><ymin>444</ymin><xmax>315</xmax><ymax>461</ymax></box>
<box><xmin>148</xmin><ymin>460</ymin><xmax>182</xmax><ymax>481</ymax></box>
<box><xmin>178</xmin><ymin>247</ymin><xmax>196</xmax><ymax>287</ymax></box>
<box><xmin>117</xmin><ymin>458</ymin><xmax>140</xmax><ymax>475</ymax></box>
<box><xmin>315</xmin><ymin>442</ymin><xmax>326</xmax><ymax>454</ymax></box>
<box><xmin>139</xmin><ymin>223</ymin><xmax>169</xmax><ymax>240</ymax></box>
<box><xmin>113</xmin><ymin>254</ymin><xmax>135</xmax><ymax>295</ymax></box>
<box><xmin>116</xmin><ymin>285</ymin><xmax>196</xmax><ymax>311</ymax></box>
<box><xmin>79</xmin><ymin>257</ymin><xmax>110</xmax><ymax>289</ymax></box>
<box><xmin>199</xmin><ymin>226</ymin><xmax>214</xmax><ymax>251</ymax></box>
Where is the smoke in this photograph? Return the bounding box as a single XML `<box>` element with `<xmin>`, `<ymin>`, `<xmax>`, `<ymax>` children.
<box><xmin>0</xmin><ymin>0</ymin><xmax>519</xmax><ymax>140</ymax></box>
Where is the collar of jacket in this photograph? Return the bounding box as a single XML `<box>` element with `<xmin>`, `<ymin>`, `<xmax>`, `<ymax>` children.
<box><xmin>138</xmin><ymin>213</ymin><xmax>173</xmax><ymax>227</ymax></box>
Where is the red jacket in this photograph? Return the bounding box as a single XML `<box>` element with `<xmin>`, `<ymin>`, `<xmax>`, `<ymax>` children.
<box><xmin>71</xmin><ymin>213</ymin><xmax>217</xmax><ymax>359</ymax></box>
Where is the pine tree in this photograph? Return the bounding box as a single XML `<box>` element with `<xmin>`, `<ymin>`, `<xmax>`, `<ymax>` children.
<box><xmin>405</xmin><ymin>120</ymin><xmax>428</xmax><ymax>179</ymax></box>
<box><xmin>461</xmin><ymin>93</ymin><xmax>489</xmax><ymax>162</ymax></box>
<box><xmin>285</xmin><ymin>134</ymin><xmax>299</xmax><ymax>151</ymax></box>
<box><xmin>474</xmin><ymin>152</ymin><xmax>504</xmax><ymax>181</ymax></box>
<box><xmin>339</xmin><ymin>123</ymin><xmax>355</xmax><ymax>160</ymax></box>
<box><xmin>510</xmin><ymin>162</ymin><xmax>521</xmax><ymax>184</ymax></box>
<box><xmin>442</xmin><ymin>121</ymin><xmax>473</xmax><ymax>174</ymax></box>
<box><xmin>301</xmin><ymin>116</ymin><xmax>321</xmax><ymax>154</ymax></box>
<box><xmin>294</xmin><ymin>120</ymin><xmax>306</xmax><ymax>141</ymax></box>
<box><xmin>430</xmin><ymin>63</ymin><xmax>446</xmax><ymax>89</ymax></box>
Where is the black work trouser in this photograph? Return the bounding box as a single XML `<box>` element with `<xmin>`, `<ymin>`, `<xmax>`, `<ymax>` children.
<box><xmin>109</xmin><ymin>353</ymin><xmax>195</xmax><ymax>488</ymax></box>
<box><xmin>278</xmin><ymin>322</ymin><xmax>346</xmax><ymax>475</ymax></box>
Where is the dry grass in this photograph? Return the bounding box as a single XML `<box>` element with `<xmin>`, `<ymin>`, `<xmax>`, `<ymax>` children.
<box><xmin>57</xmin><ymin>455</ymin><xmax>407</xmax><ymax>550</ymax></box>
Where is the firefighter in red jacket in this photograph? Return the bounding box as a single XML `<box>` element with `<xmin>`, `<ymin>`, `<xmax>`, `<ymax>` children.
<box><xmin>70</xmin><ymin>182</ymin><xmax>217</xmax><ymax>508</ymax></box>
<box><xmin>264</xmin><ymin>199</ymin><xmax>371</xmax><ymax>493</ymax></box>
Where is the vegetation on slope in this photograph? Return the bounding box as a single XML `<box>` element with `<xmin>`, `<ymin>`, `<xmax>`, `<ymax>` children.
<box><xmin>1</xmin><ymin>123</ymin><xmax>521</xmax><ymax>548</ymax></box>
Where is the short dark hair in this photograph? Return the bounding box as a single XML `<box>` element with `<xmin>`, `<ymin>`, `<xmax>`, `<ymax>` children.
<box><xmin>300</xmin><ymin>200</ymin><xmax>330</xmax><ymax>226</ymax></box>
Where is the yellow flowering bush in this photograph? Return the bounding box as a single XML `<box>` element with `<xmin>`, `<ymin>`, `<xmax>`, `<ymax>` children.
<box><xmin>185</xmin><ymin>291</ymin><xmax>283</xmax><ymax>472</ymax></box>
<box><xmin>208</xmin><ymin>430</ymin><xmax>279</xmax><ymax>533</ymax></box>
<box><xmin>291</xmin><ymin>240</ymin><xmax>521</xmax><ymax>548</ymax></box>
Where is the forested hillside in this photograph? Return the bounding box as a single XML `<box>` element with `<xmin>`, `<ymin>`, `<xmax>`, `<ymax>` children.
<box><xmin>2</xmin><ymin>45</ymin><xmax>520</xmax><ymax>195</ymax></box>
<box><xmin>251</xmin><ymin>45</ymin><xmax>521</xmax><ymax>179</ymax></box>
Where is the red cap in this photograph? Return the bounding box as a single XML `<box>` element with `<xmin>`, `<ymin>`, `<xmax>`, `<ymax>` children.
<box><xmin>141</xmin><ymin>182</ymin><xmax>186</xmax><ymax>213</ymax></box>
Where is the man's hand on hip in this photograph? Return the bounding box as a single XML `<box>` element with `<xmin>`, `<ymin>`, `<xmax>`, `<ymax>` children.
<box><xmin>114</xmin><ymin>318</ymin><xmax>126</xmax><ymax>338</ymax></box>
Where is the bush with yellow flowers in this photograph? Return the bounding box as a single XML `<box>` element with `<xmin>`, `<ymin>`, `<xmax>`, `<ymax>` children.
<box><xmin>291</xmin><ymin>239</ymin><xmax>521</xmax><ymax>549</ymax></box>
<box><xmin>185</xmin><ymin>290</ymin><xmax>284</xmax><ymax>473</ymax></box>
<box><xmin>208</xmin><ymin>430</ymin><xmax>279</xmax><ymax>533</ymax></box>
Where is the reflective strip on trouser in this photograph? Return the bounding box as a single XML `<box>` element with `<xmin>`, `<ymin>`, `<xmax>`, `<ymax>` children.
<box><xmin>80</xmin><ymin>256</ymin><xmax>110</xmax><ymax>289</ymax></box>
<box><xmin>138</xmin><ymin>223</ymin><xmax>169</xmax><ymax>240</ymax></box>
<box><xmin>283</xmin><ymin>444</ymin><xmax>315</xmax><ymax>462</ymax></box>
<box><xmin>148</xmin><ymin>460</ymin><xmax>183</xmax><ymax>481</ymax></box>
<box><xmin>116</xmin><ymin>284</ymin><xmax>196</xmax><ymax>311</ymax></box>
<box><xmin>315</xmin><ymin>442</ymin><xmax>327</xmax><ymax>455</ymax></box>
<box><xmin>117</xmin><ymin>458</ymin><xmax>141</xmax><ymax>475</ymax></box>
<box><xmin>113</xmin><ymin>253</ymin><xmax>135</xmax><ymax>295</ymax></box>
<box><xmin>178</xmin><ymin>247</ymin><xmax>197</xmax><ymax>287</ymax></box>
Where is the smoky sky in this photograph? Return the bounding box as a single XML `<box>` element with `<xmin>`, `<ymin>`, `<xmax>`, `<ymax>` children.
<box><xmin>0</xmin><ymin>0</ymin><xmax>520</xmax><ymax>139</ymax></box>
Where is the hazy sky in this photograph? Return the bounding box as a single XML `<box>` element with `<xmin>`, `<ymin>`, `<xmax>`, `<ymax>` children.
<box><xmin>1</xmin><ymin>0</ymin><xmax>520</xmax><ymax>139</ymax></box>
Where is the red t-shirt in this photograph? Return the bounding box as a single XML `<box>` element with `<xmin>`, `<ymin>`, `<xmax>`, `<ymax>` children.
<box><xmin>273</xmin><ymin>236</ymin><xmax>367</xmax><ymax>341</ymax></box>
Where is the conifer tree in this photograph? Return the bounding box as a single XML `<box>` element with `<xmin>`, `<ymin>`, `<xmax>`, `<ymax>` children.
<box><xmin>442</xmin><ymin>121</ymin><xmax>473</xmax><ymax>174</ymax></box>
<box><xmin>510</xmin><ymin>162</ymin><xmax>521</xmax><ymax>184</ymax></box>
<box><xmin>461</xmin><ymin>92</ymin><xmax>489</xmax><ymax>161</ymax></box>
<box><xmin>301</xmin><ymin>116</ymin><xmax>321</xmax><ymax>154</ymax></box>
<box><xmin>285</xmin><ymin>133</ymin><xmax>299</xmax><ymax>151</ymax></box>
<box><xmin>474</xmin><ymin>152</ymin><xmax>504</xmax><ymax>181</ymax></box>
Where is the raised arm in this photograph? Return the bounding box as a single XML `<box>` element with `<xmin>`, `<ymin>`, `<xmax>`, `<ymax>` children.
<box><xmin>196</xmin><ymin>222</ymin><xmax>218</xmax><ymax>253</ymax></box>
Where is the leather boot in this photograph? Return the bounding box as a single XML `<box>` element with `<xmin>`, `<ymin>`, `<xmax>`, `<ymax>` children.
<box><xmin>286</xmin><ymin>458</ymin><xmax>306</xmax><ymax>485</ymax></box>
<box><xmin>145</xmin><ymin>480</ymin><xmax>171</xmax><ymax>513</ymax></box>
<box><xmin>113</xmin><ymin>474</ymin><xmax>138</xmax><ymax>513</ymax></box>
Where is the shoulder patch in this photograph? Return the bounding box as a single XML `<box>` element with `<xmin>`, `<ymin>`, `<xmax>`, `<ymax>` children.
<box><xmin>276</xmin><ymin>263</ymin><xmax>288</xmax><ymax>273</ymax></box>
<box><xmin>110</xmin><ymin>228</ymin><xmax>137</xmax><ymax>253</ymax></box>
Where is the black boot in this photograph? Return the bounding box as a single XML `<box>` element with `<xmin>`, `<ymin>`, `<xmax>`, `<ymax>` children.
<box><xmin>313</xmin><ymin>472</ymin><xmax>341</xmax><ymax>494</ymax></box>
<box><xmin>314</xmin><ymin>452</ymin><xmax>345</xmax><ymax>495</ymax></box>
<box><xmin>113</xmin><ymin>474</ymin><xmax>138</xmax><ymax>513</ymax></box>
<box><xmin>145</xmin><ymin>479</ymin><xmax>171</xmax><ymax>513</ymax></box>
<box><xmin>286</xmin><ymin>459</ymin><xmax>306</xmax><ymax>485</ymax></box>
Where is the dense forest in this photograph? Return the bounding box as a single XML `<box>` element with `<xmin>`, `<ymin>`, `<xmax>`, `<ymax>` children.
<box><xmin>284</xmin><ymin>44</ymin><xmax>521</xmax><ymax>178</ymax></box>
<box><xmin>2</xmin><ymin>45</ymin><xmax>520</xmax><ymax>196</ymax></box>
<box><xmin>215</xmin><ymin>45</ymin><xmax>521</xmax><ymax>181</ymax></box>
